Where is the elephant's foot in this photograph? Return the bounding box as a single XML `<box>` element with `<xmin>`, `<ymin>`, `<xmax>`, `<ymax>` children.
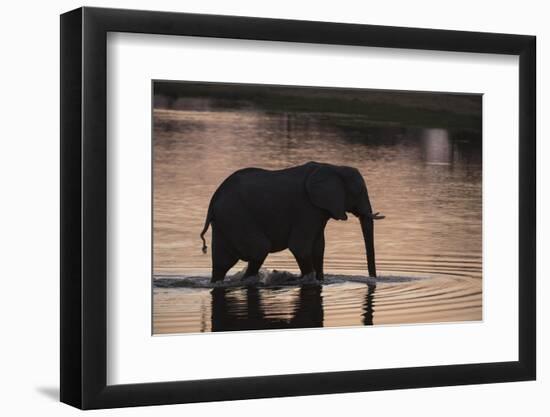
<box><xmin>242</xmin><ymin>259</ymin><xmax>265</xmax><ymax>281</ymax></box>
<box><xmin>210</xmin><ymin>276</ymin><xmax>225</xmax><ymax>284</ymax></box>
<box><xmin>211</xmin><ymin>268</ymin><xmax>229</xmax><ymax>284</ymax></box>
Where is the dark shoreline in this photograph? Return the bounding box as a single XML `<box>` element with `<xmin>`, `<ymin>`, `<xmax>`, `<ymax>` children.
<box><xmin>153</xmin><ymin>81</ymin><xmax>482</xmax><ymax>132</ymax></box>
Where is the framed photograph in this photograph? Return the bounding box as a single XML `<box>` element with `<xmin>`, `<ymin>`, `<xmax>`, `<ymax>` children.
<box><xmin>60</xmin><ymin>7</ymin><xmax>536</xmax><ymax>409</ymax></box>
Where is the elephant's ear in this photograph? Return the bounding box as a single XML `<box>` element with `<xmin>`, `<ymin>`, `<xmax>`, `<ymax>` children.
<box><xmin>306</xmin><ymin>166</ymin><xmax>348</xmax><ymax>220</ymax></box>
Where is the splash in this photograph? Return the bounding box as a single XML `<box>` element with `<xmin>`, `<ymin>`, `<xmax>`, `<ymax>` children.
<box><xmin>153</xmin><ymin>268</ymin><xmax>421</xmax><ymax>289</ymax></box>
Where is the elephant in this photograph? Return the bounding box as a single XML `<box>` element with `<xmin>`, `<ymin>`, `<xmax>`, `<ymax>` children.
<box><xmin>199</xmin><ymin>161</ymin><xmax>384</xmax><ymax>283</ymax></box>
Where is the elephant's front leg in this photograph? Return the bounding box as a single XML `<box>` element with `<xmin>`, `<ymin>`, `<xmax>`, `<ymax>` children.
<box><xmin>289</xmin><ymin>242</ymin><xmax>315</xmax><ymax>279</ymax></box>
<box><xmin>294</xmin><ymin>255</ymin><xmax>315</xmax><ymax>279</ymax></box>
<box><xmin>289</xmin><ymin>226</ymin><xmax>320</xmax><ymax>279</ymax></box>
<box><xmin>312</xmin><ymin>232</ymin><xmax>325</xmax><ymax>281</ymax></box>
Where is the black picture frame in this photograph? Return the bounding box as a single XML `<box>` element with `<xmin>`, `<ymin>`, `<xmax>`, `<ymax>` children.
<box><xmin>60</xmin><ymin>6</ymin><xmax>536</xmax><ymax>410</ymax></box>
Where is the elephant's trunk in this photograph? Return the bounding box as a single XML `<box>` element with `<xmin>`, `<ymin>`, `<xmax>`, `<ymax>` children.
<box><xmin>360</xmin><ymin>214</ymin><xmax>378</xmax><ymax>278</ymax></box>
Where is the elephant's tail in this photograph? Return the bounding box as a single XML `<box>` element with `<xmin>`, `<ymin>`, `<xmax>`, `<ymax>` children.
<box><xmin>200</xmin><ymin>218</ymin><xmax>210</xmax><ymax>254</ymax></box>
<box><xmin>200</xmin><ymin>194</ymin><xmax>216</xmax><ymax>254</ymax></box>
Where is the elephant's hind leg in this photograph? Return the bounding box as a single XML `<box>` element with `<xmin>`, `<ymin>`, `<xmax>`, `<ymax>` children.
<box><xmin>243</xmin><ymin>256</ymin><xmax>267</xmax><ymax>279</ymax></box>
<box><xmin>221</xmin><ymin>212</ymin><xmax>270</xmax><ymax>280</ymax></box>
<box><xmin>212</xmin><ymin>263</ymin><xmax>236</xmax><ymax>283</ymax></box>
<box><xmin>211</xmin><ymin>227</ymin><xmax>239</xmax><ymax>283</ymax></box>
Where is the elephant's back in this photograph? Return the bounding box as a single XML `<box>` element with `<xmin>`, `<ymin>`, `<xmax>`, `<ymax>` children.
<box><xmin>211</xmin><ymin>167</ymin><xmax>308</xmax><ymax>245</ymax></box>
<box><xmin>219</xmin><ymin>167</ymin><xmax>303</xmax><ymax>202</ymax></box>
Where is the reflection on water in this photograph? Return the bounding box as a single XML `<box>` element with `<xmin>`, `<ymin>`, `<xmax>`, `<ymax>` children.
<box><xmin>153</xmin><ymin>108</ymin><xmax>482</xmax><ymax>334</ymax></box>
<box><xmin>209</xmin><ymin>283</ymin><xmax>374</xmax><ymax>331</ymax></box>
<box><xmin>211</xmin><ymin>286</ymin><xmax>324</xmax><ymax>331</ymax></box>
<box><xmin>363</xmin><ymin>284</ymin><xmax>376</xmax><ymax>326</ymax></box>
<box><xmin>422</xmin><ymin>128</ymin><xmax>451</xmax><ymax>165</ymax></box>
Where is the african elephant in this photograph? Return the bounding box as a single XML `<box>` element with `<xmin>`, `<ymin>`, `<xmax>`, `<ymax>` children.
<box><xmin>199</xmin><ymin>161</ymin><xmax>384</xmax><ymax>282</ymax></box>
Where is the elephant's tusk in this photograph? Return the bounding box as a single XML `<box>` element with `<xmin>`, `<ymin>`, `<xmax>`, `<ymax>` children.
<box><xmin>367</xmin><ymin>212</ymin><xmax>385</xmax><ymax>220</ymax></box>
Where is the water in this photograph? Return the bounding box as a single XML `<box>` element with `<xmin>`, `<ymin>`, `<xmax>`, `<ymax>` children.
<box><xmin>153</xmin><ymin>108</ymin><xmax>482</xmax><ymax>334</ymax></box>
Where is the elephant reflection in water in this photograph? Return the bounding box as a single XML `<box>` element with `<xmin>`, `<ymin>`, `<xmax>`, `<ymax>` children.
<box><xmin>210</xmin><ymin>283</ymin><xmax>377</xmax><ymax>332</ymax></box>
<box><xmin>362</xmin><ymin>283</ymin><xmax>376</xmax><ymax>326</ymax></box>
<box><xmin>211</xmin><ymin>286</ymin><xmax>323</xmax><ymax>331</ymax></box>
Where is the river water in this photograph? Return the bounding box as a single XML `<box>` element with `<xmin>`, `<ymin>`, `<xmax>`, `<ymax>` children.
<box><xmin>153</xmin><ymin>108</ymin><xmax>482</xmax><ymax>334</ymax></box>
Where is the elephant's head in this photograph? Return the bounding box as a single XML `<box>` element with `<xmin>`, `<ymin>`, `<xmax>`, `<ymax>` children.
<box><xmin>306</xmin><ymin>162</ymin><xmax>384</xmax><ymax>277</ymax></box>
